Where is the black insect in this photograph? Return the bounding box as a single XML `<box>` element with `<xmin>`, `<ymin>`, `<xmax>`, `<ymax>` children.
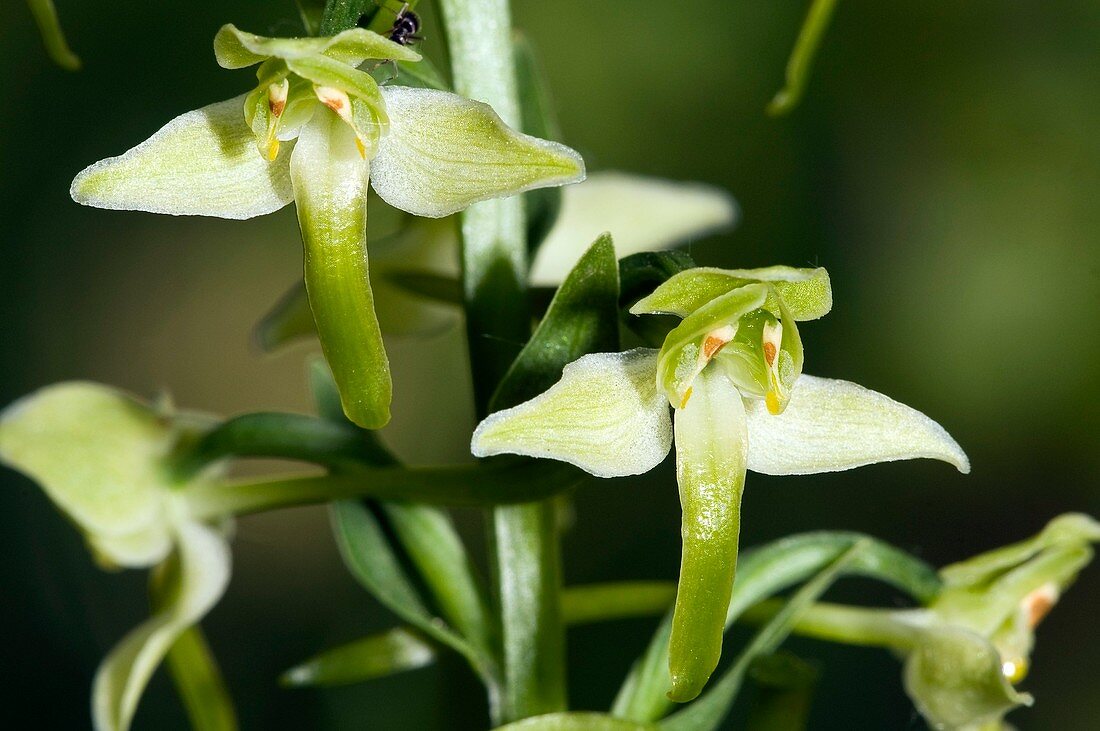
<box><xmin>387</xmin><ymin>4</ymin><xmax>423</xmax><ymax>46</ymax></box>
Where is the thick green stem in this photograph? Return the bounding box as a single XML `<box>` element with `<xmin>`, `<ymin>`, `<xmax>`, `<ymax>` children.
<box><xmin>438</xmin><ymin>0</ymin><xmax>566</xmax><ymax>720</ymax></box>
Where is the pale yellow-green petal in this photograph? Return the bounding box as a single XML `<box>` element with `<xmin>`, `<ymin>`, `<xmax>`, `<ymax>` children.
<box><xmin>745</xmin><ymin>375</ymin><xmax>970</xmax><ymax>475</ymax></box>
<box><xmin>92</xmin><ymin>522</ymin><xmax>231</xmax><ymax>731</ymax></box>
<box><xmin>371</xmin><ymin>86</ymin><xmax>585</xmax><ymax>218</ymax></box>
<box><xmin>71</xmin><ymin>96</ymin><xmax>294</xmax><ymax>220</ymax></box>
<box><xmin>530</xmin><ymin>173</ymin><xmax>737</xmax><ymax>286</ymax></box>
<box><xmin>0</xmin><ymin>382</ymin><xmax>175</xmax><ymax>566</ymax></box>
<box><xmin>471</xmin><ymin>349</ymin><xmax>671</xmax><ymax>478</ymax></box>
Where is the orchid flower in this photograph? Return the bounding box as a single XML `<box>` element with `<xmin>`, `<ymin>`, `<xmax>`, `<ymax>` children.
<box><xmin>0</xmin><ymin>383</ymin><xmax>229</xmax><ymax>731</ymax></box>
<box><xmin>69</xmin><ymin>24</ymin><xmax>585</xmax><ymax>430</ymax></box>
<box><xmin>471</xmin><ymin>265</ymin><xmax>969</xmax><ymax>701</ymax></box>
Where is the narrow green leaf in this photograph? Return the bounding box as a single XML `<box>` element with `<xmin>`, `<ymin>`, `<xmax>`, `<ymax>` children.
<box><xmin>161</xmin><ymin>626</ymin><xmax>238</xmax><ymax>731</ymax></box>
<box><xmin>383</xmin><ymin>270</ymin><xmax>465</xmax><ymax>304</ymax></box>
<box><xmin>659</xmin><ymin>542</ymin><xmax>866</xmax><ymax>731</ymax></box>
<box><xmin>492</xmin><ymin>234</ymin><xmax>620</xmax><ymax>411</ymax></box>
<box><xmin>27</xmin><ymin>0</ymin><xmax>80</xmax><ymax>70</ymax></box>
<box><xmin>254</xmin><ymin>281</ymin><xmax>315</xmax><ymax>351</ymax></box>
<box><xmin>612</xmin><ymin>532</ymin><xmax>940</xmax><ymax>722</ymax></box>
<box><xmin>295</xmin><ymin>0</ymin><xmax>325</xmax><ymax>34</ymax></box>
<box><xmin>515</xmin><ymin>33</ymin><xmax>564</xmax><ymax>252</ymax></box>
<box><xmin>745</xmin><ymin>654</ymin><xmax>818</xmax><ymax>731</ymax></box>
<box><xmin>496</xmin><ymin>713</ymin><xmax>658</xmax><ymax>731</ymax></box>
<box><xmin>282</xmin><ymin>627</ymin><xmax>436</xmax><ymax>687</ymax></box>
<box><xmin>767</xmin><ymin>0</ymin><xmax>841</xmax><ymax>116</ymax></box>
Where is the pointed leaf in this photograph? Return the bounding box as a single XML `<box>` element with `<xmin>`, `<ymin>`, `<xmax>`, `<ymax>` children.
<box><xmin>0</xmin><ymin>382</ymin><xmax>174</xmax><ymax>567</ymax></box>
<box><xmin>492</xmin><ymin>234</ymin><xmax>620</xmax><ymax>410</ymax></box>
<box><xmin>71</xmin><ymin>96</ymin><xmax>294</xmax><ymax>220</ymax></box>
<box><xmin>282</xmin><ymin>627</ymin><xmax>436</xmax><ymax>687</ymax></box>
<box><xmin>292</xmin><ymin>111</ymin><xmax>392</xmax><ymax>429</ymax></box>
<box><xmin>744</xmin><ymin>375</ymin><xmax>969</xmax><ymax>475</ymax></box>
<box><xmin>472</xmin><ymin>349</ymin><xmax>671</xmax><ymax>478</ymax></box>
<box><xmin>632</xmin><ymin>267</ymin><xmax>831</xmax><ymax>322</ymax></box>
<box><xmin>92</xmin><ymin>522</ymin><xmax>231</xmax><ymax>731</ymax></box>
<box><xmin>668</xmin><ymin>368</ymin><xmax>748</xmax><ymax>703</ymax></box>
<box><xmin>213</xmin><ymin>24</ymin><xmax>419</xmax><ymax>69</ymax></box>
<box><xmin>531</xmin><ymin>174</ymin><xmax>737</xmax><ymax>287</ymax></box>
<box><xmin>370</xmin><ymin>86</ymin><xmax>585</xmax><ymax>218</ymax></box>
<box><xmin>497</xmin><ymin>714</ymin><xmax>657</xmax><ymax>731</ymax></box>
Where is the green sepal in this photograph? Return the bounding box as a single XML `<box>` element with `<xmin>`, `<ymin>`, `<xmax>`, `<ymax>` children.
<box><xmin>632</xmin><ymin>266</ymin><xmax>831</xmax><ymax>322</ymax></box>
<box><xmin>214</xmin><ymin>24</ymin><xmax>419</xmax><ymax>70</ymax></box>
<box><xmin>492</xmin><ymin>234</ymin><xmax>620</xmax><ymax>411</ymax></box>
<box><xmin>656</xmin><ymin>283</ymin><xmax>769</xmax><ymax>409</ymax></box>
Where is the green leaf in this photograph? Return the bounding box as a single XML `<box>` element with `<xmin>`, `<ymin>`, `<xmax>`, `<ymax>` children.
<box><xmin>515</xmin><ymin>33</ymin><xmax>564</xmax><ymax>252</ymax></box>
<box><xmin>393</xmin><ymin>58</ymin><xmax>450</xmax><ymax>91</ymax></box>
<box><xmin>632</xmin><ymin>267</ymin><xmax>831</xmax><ymax>322</ymax></box>
<box><xmin>92</xmin><ymin>522</ymin><xmax>231</xmax><ymax>731</ymax></box>
<box><xmin>294</xmin><ymin>0</ymin><xmax>325</xmax><ymax>34</ymax></box>
<box><xmin>530</xmin><ymin>175</ymin><xmax>736</xmax><ymax>288</ymax></box>
<box><xmin>492</xmin><ymin>235</ymin><xmax>621</xmax><ymax>410</ymax></box>
<box><xmin>612</xmin><ymin>532</ymin><xmax>940</xmax><ymax>722</ymax></box>
<box><xmin>292</xmin><ymin>111</ymin><xmax>392</xmax><ymax>429</ymax></box>
<box><xmin>743</xmin><ymin>375</ymin><xmax>970</xmax><ymax>475</ymax></box>
<box><xmin>27</xmin><ymin>0</ymin><xmax>80</xmax><ymax>70</ymax></box>
<box><xmin>0</xmin><ymin>382</ymin><xmax>176</xmax><ymax>568</ymax></box>
<box><xmin>253</xmin><ymin>281</ymin><xmax>315</xmax><ymax>351</ymax></box>
<box><xmin>471</xmin><ymin>349</ymin><xmax>671</xmax><ymax>478</ymax></box>
<box><xmin>496</xmin><ymin>713</ymin><xmax>658</xmax><ymax>731</ymax></box>
<box><xmin>667</xmin><ymin>368</ymin><xmax>748</xmax><ymax>702</ymax></box>
<box><xmin>659</xmin><ymin>542</ymin><xmax>867</xmax><ymax>731</ymax></box>
<box><xmin>745</xmin><ymin>653</ymin><xmax>818</xmax><ymax>731</ymax></box>
<box><xmin>282</xmin><ymin>627</ymin><xmax>436</xmax><ymax>687</ymax></box>
<box><xmin>71</xmin><ymin>95</ymin><xmax>295</xmax><ymax>220</ymax></box>
<box><xmin>213</xmin><ymin>24</ymin><xmax>419</xmax><ymax>69</ymax></box>
<box><xmin>370</xmin><ymin>86</ymin><xmax>585</xmax><ymax>218</ymax></box>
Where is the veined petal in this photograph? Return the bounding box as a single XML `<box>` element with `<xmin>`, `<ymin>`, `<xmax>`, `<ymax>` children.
<box><xmin>668</xmin><ymin>367</ymin><xmax>748</xmax><ymax>702</ymax></box>
<box><xmin>214</xmin><ymin>24</ymin><xmax>419</xmax><ymax>69</ymax></box>
<box><xmin>471</xmin><ymin>349</ymin><xmax>671</xmax><ymax>478</ymax></box>
<box><xmin>903</xmin><ymin>627</ymin><xmax>1032</xmax><ymax>731</ymax></box>
<box><xmin>92</xmin><ymin>522</ymin><xmax>231</xmax><ymax>731</ymax></box>
<box><xmin>0</xmin><ymin>382</ymin><xmax>174</xmax><ymax>567</ymax></box>
<box><xmin>71</xmin><ymin>96</ymin><xmax>294</xmax><ymax>220</ymax></box>
<box><xmin>371</xmin><ymin>86</ymin><xmax>586</xmax><ymax>218</ymax></box>
<box><xmin>745</xmin><ymin>375</ymin><xmax>970</xmax><ymax>475</ymax></box>
<box><xmin>529</xmin><ymin>173</ymin><xmax>738</xmax><ymax>287</ymax></box>
<box><xmin>291</xmin><ymin>111</ymin><xmax>392</xmax><ymax>429</ymax></box>
<box><xmin>632</xmin><ymin>266</ymin><xmax>832</xmax><ymax>321</ymax></box>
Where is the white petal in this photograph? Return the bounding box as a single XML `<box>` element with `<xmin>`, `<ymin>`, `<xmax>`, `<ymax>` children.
<box><xmin>92</xmin><ymin>522</ymin><xmax>231</xmax><ymax>731</ymax></box>
<box><xmin>371</xmin><ymin>86</ymin><xmax>585</xmax><ymax>218</ymax></box>
<box><xmin>0</xmin><ymin>382</ymin><xmax>174</xmax><ymax>567</ymax></box>
<box><xmin>530</xmin><ymin>172</ymin><xmax>738</xmax><ymax>286</ymax></box>
<box><xmin>71</xmin><ymin>95</ymin><xmax>294</xmax><ymax>219</ymax></box>
<box><xmin>745</xmin><ymin>375</ymin><xmax>970</xmax><ymax>475</ymax></box>
<box><xmin>471</xmin><ymin>349</ymin><xmax>671</xmax><ymax>478</ymax></box>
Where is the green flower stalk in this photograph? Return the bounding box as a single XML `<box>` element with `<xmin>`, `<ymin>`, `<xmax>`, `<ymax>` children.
<box><xmin>471</xmin><ymin>266</ymin><xmax>969</xmax><ymax>702</ymax></box>
<box><xmin>69</xmin><ymin>24</ymin><xmax>584</xmax><ymax>429</ymax></box>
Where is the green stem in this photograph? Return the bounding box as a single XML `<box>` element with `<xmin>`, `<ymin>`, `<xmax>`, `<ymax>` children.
<box><xmin>767</xmin><ymin>0</ymin><xmax>841</xmax><ymax>116</ymax></box>
<box><xmin>739</xmin><ymin>599</ymin><xmax>926</xmax><ymax>651</ymax></box>
<box><xmin>438</xmin><ymin>0</ymin><xmax>566</xmax><ymax>720</ymax></box>
<box><xmin>561</xmin><ymin>582</ymin><xmax>676</xmax><ymax>625</ymax></box>
<box><xmin>27</xmin><ymin>0</ymin><xmax>80</xmax><ymax>70</ymax></box>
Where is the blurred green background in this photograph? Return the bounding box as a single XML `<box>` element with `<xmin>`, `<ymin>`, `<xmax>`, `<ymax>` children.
<box><xmin>2</xmin><ymin>0</ymin><xmax>1099</xmax><ymax>728</ymax></box>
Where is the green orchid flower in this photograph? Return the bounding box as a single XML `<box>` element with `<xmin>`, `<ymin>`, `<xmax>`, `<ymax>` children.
<box><xmin>0</xmin><ymin>383</ymin><xmax>229</xmax><ymax>731</ymax></box>
<box><xmin>761</xmin><ymin>513</ymin><xmax>1100</xmax><ymax>731</ymax></box>
<box><xmin>69</xmin><ymin>24</ymin><xmax>585</xmax><ymax>430</ymax></box>
<box><xmin>471</xmin><ymin>266</ymin><xmax>969</xmax><ymax>702</ymax></box>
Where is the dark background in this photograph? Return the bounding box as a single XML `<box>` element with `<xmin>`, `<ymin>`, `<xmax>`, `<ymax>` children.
<box><xmin>2</xmin><ymin>1</ymin><xmax>1098</xmax><ymax>728</ymax></box>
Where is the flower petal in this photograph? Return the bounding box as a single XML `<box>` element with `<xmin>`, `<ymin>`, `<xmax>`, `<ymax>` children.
<box><xmin>471</xmin><ymin>349</ymin><xmax>671</xmax><ymax>478</ymax></box>
<box><xmin>0</xmin><ymin>382</ymin><xmax>174</xmax><ymax>567</ymax></box>
<box><xmin>71</xmin><ymin>96</ymin><xmax>294</xmax><ymax>219</ymax></box>
<box><xmin>745</xmin><ymin>375</ymin><xmax>970</xmax><ymax>475</ymax></box>
<box><xmin>92</xmin><ymin>522</ymin><xmax>231</xmax><ymax>731</ymax></box>
<box><xmin>291</xmin><ymin>111</ymin><xmax>392</xmax><ymax>429</ymax></box>
<box><xmin>530</xmin><ymin>173</ymin><xmax>738</xmax><ymax>286</ymax></box>
<box><xmin>213</xmin><ymin>24</ymin><xmax>419</xmax><ymax>69</ymax></box>
<box><xmin>371</xmin><ymin>86</ymin><xmax>586</xmax><ymax>218</ymax></box>
<box><xmin>903</xmin><ymin>627</ymin><xmax>1032</xmax><ymax>731</ymax></box>
<box><xmin>632</xmin><ymin>266</ymin><xmax>832</xmax><ymax>321</ymax></box>
<box><xmin>668</xmin><ymin>368</ymin><xmax>748</xmax><ymax>702</ymax></box>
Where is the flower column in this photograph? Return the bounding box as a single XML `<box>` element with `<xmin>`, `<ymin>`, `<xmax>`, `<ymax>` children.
<box><xmin>437</xmin><ymin>0</ymin><xmax>567</xmax><ymax>721</ymax></box>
